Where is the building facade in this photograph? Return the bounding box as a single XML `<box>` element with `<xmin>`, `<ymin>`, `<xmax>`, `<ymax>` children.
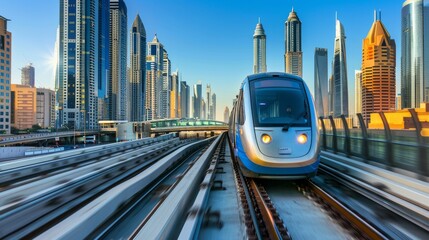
<box><xmin>362</xmin><ymin>15</ymin><xmax>396</xmax><ymax>122</ymax></box>
<box><xmin>170</xmin><ymin>71</ymin><xmax>179</xmax><ymax>118</ymax></box>
<box><xmin>146</xmin><ymin>34</ymin><xmax>164</xmax><ymax>120</ymax></box>
<box><xmin>285</xmin><ymin>8</ymin><xmax>302</xmax><ymax>77</ymax></box>
<box><xmin>36</xmin><ymin>88</ymin><xmax>56</xmax><ymax>128</ymax></box>
<box><xmin>330</xmin><ymin>16</ymin><xmax>349</xmax><ymax>117</ymax></box>
<box><xmin>109</xmin><ymin>0</ymin><xmax>127</xmax><ymax>120</ymax></box>
<box><xmin>128</xmin><ymin>14</ymin><xmax>146</xmax><ymax>121</ymax></box>
<box><xmin>253</xmin><ymin>19</ymin><xmax>267</xmax><ymax>74</ymax></box>
<box><xmin>401</xmin><ymin>0</ymin><xmax>429</xmax><ymax>108</ymax></box>
<box><xmin>11</xmin><ymin>84</ymin><xmax>36</xmax><ymax>130</ymax></box>
<box><xmin>180</xmin><ymin>80</ymin><xmax>189</xmax><ymax>118</ymax></box>
<box><xmin>193</xmin><ymin>82</ymin><xmax>202</xmax><ymax>119</ymax></box>
<box><xmin>355</xmin><ymin>70</ymin><xmax>362</xmax><ymax>115</ymax></box>
<box><xmin>211</xmin><ymin>93</ymin><xmax>216</xmax><ymax>120</ymax></box>
<box><xmin>314</xmin><ymin>48</ymin><xmax>328</xmax><ymax>117</ymax></box>
<box><xmin>223</xmin><ymin>106</ymin><xmax>229</xmax><ymax>123</ymax></box>
<box><xmin>21</xmin><ymin>63</ymin><xmax>35</xmax><ymax>87</ymax></box>
<box><xmin>161</xmin><ymin>49</ymin><xmax>171</xmax><ymax>119</ymax></box>
<box><xmin>0</xmin><ymin>16</ymin><xmax>11</xmax><ymax>134</ymax></box>
<box><xmin>57</xmin><ymin>0</ymin><xmax>110</xmax><ymax>130</ymax></box>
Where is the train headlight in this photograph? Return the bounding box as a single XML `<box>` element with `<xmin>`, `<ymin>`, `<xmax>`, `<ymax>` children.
<box><xmin>261</xmin><ymin>134</ymin><xmax>272</xmax><ymax>144</ymax></box>
<box><xmin>297</xmin><ymin>133</ymin><xmax>308</xmax><ymax>144</ymax></box>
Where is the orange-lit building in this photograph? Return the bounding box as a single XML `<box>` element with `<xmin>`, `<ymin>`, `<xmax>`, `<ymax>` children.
<box><xmin>369</xmin><ymin>103</ymin><xmax>429</xmax><ymax>136</ymax></box>
<box><xmin>11</xmin><ymin>84</ymin><xmax>36</xmax><ymax>130</ymax></box>
<box><xmin>361</xmin><ymin>14</ymin><xmax>396</xmax><ymax>123</ymax></box>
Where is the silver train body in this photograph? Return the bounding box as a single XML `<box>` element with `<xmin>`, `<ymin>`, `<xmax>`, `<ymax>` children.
<box><xmin>229</xmin><ymin>72</ymin><xmax>320</xmax><ymax>179</ymax></box>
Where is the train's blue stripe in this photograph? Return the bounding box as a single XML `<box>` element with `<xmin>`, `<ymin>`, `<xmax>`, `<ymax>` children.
<box><xmin>236</xmin><ymin>132</ymin><xmax>319</xmax><ymax>176</ymax></box>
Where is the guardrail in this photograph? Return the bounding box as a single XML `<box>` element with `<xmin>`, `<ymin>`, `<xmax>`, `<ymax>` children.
<box><xmin>319</xmin><ymin>111</ymin><xmax>429</xmax><ymax>177</ymax></box>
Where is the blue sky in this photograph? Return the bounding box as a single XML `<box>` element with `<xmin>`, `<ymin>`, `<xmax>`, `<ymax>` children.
<box><xmin>1</xmin><ymin>0</ymin><xmax>403</xmax><ymax>120</ymax></box>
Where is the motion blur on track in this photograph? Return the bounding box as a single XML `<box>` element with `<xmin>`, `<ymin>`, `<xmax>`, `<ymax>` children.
<box><xmin>229</xmin><ymin>72</ymin><xmax>320</xmax><ymax>179</ymax></box>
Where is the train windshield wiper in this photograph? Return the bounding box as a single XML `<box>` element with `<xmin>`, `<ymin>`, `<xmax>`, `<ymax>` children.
<box><xmin>282</xmin><ymin>111</ymin><xmax>308</xmax><ymax>132</ymax></box>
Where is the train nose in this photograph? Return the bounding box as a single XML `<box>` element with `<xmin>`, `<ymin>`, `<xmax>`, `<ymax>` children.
<box><xmin>255</xmin><ymin>128</ymin><xmax>312</xmax><ymax>158</ymax></box>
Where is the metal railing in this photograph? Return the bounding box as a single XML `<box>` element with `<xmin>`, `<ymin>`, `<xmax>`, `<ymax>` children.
<box><xmin>319</xmin><ymin>110</ymin><xmax>429</xmax><ymax>177</ymax></box>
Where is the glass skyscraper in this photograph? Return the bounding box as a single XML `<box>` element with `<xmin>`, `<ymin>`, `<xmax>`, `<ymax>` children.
<box><xmin>329</xmin><ymin>16</ymin><xmax>348</xmax><ymax>117</ymax></box>
<box><xmin>285</xmin><ymin>8</ymin><xmax>302</xmax><ymax>77</ymax></box>
<box><xmin>401</xmin><ymin>0</ymin><xmax>428</xmax><ymax>108</ymax></box>
<box><xmin>253</xmin><ymin>19</ymin><xmax>266</xmax><ymax>74</ymax></box>
<box><xmin>180</xmin><ymin>80</ymin><xmax>190</xmax><ymax>118</ymax></box>
<box><xmin>146</xmin><ymin>34</ymin><xmax>164</xmax><ymax>120</ymax></box>
<box><xmin>128</xmin><ymin>14</ymin><xmax>146</xmax><ymax>121</ymax></box>
<box><xmin>314</xmin><ymin>48</ymin><xmax>328</xmax><ymax>117</ymax></box>
<box><xmin>193</xmin><ymin>82</ymin><xmax>202</xmax><ymax>119</ymax></box>
<box><xmin>109</xmin><ymin>0</ymin><xmax>127</xmax><ymax>120</ymax></box>
<box><xmin>0</xmin><ymin>15</ymin><xmax>11</xmax><ymax>134</ymax></box>
<box><xmin>57</xmin><ymin>0</ymin><xmax>110</xmax><ymax>130</ymax></box>
<box><xmin>21</xmin><ymin>63</ymin><xmax>35</xmax><ymax>87</ymax></box>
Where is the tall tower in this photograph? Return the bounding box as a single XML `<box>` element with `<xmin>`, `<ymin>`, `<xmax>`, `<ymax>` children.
<box><xmin>180</xmin><ymin>80</ymin><xmax>190</xmax><ymax>118</ymax></box>
<box><xmin>314</xmin><ymin>48</ymin><xmax>328</xmax><ymax>117</ymax></box>
<box><xmin>211</xmin><ymin>93</ymin><xmax>216</xmax><ymax>120</ymax></box>
<box><xmin>193</xmin><ymin>82</ymin><xmax>202</xmax><ymax>119</ymax></box>
<box><xmin>128</xmin><ymin>14</ymin><xmax>146</xmax><ymax>121</ymax></box>
<box><xmin>21</xmin><ymin>63</ymin><xmax>35</xmax><ymax>87</ymax></box>
<box><xmin>401</xmin><ymin>0</ymin><xmax>428</xmax><ymax>108</ymax></box>
<box><xmin>329</xmin><ymin>15</ymin><xmax>348</xmax><ymax>117</ymax></box>
<box><xmin>362</xmin><ymin>12</ymin><xmax>396</xmax><ymax>122</ymax></box>
<box><xmin>161</xmin><ymin>49</ymin><xmax>171</xmax><ymax>119</ymax></box>
<box><xmin>0</xmin><ymin>15</ymin><xmax>11</xmax><ymax>134</ymax></box>
<box><xmin>170</xmin><ymin>71</ymin><xmax>179</xmax><ymax>118</ymax></box>
<box><xmin>285</xmin><ymin>8</ymin><xmax>302</xmax><ymax>77</ymax></box>
<box><xmin>109</xmin><ymin>0</ymin><xmax>127</xmax><ymax>120</ymax></box>
<box><xmin>57</xmin><ymin>0</ymin><xmax>110</xmax><ymax>130</ymax></box>
<box><xmin>355</xmin><ymin>70</ymin><xmax>362</xmax><ymax>115</ymax></box>
<box><xmin>206</xmin><ymin>84</ymin><xmax>212</xmax><ymax>119</ymax></box>
<box><xmin>253</xmin><ymin>19</ymin><xmax>267</xmax><ymax>74</ymax></box>
<box><xmin>146</xmin><ymin>34</ymin><xmax>164</xmax><ymax>120</ymax></box>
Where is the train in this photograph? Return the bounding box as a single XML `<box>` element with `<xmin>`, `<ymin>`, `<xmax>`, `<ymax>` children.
<box><xmin>228</xmin><ymin>72</ymin><xmax>320</xmax><ymax>179</ymax></box>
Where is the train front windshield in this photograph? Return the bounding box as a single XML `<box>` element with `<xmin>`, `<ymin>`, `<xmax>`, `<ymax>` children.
<box><xmin>250</xmin><ymin>78</ymin><xmax>310</xmax><ymax>127</ymax></box>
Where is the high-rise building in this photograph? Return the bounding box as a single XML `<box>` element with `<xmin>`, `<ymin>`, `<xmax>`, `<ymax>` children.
<box><xmin>146</xmin><ymin>34</ymin><xmax>164</xmax><ymax>120</ymax></box>
<box><xmin>0</xmin><ymin>15</ymin><xmax>11</xmax><ymax>134</ymax></box>
<box><xmin>21</xmin><ymin>63</ymin><xmax>35</xmax><ymax>87</ymax></box>
<box><xmin>253</xmin><ymin>19</ymin><xmax>267</xmax><ymax>74</ymax></box>
<box><xmin>285</xmin><ymin>8</ymin><xmax>302</xmax><ymax>77</ymax></box>
<box><xmin>128</xmin><ymin>14</ymin><xmax>146</xmax><ymax>122</ymax></box>
<box><xmin>362</xmin><ymin>13</ymin><xmax>396</xmax><ymax>122</ymax></box>
<box><xmin>170</xmin><ymin>71</ymin><xmax>179</xmax><ymax>118</ymax></box>
<box><xmin>161</xmin><ymin>49</ymin><xmax>171</xmax><ymax>119</ymax></box>
<box><xmin>396</xmin><ymin>94</ymin><xmax>402</xmax><ymax>110</ymax></box>
<box><xmin>314</xmin><ymin>48</ymin><xmax>328</xmax><ymax>117</ymax></box>
<box><xmin>11</xmin><ymin>84</ymin><xmax>36</xmax><ymax>130</ymax></box>
<box><xmin>193</xmin><ymin>82</ymin><xmax>202</xmax><ymax>119</ymax></box>
<box><xmin>36</xmin><ymin>88</ymin><xmax>55</xmax><ymax>128</ymax></box>
<box><xmin>109</xmin><ymin>0</ymin><xmax>128</xmax><ymax>121</ymax></box>
<box><xmin>401</xmin><ymin>0</ymin><xmax>429</xmax><ymax>108</ymax></box>
<box><xmin>211</xmin><ymin>93</ymin><xmax>216</xmax><ymax>120</ymax></box>
<box><xmin>57</xmin><ymin>0</ymin><xmax>109</xmax><ymax>130</ymax></box>
<box><xmin>206</xmin><ymin>84</ymin><xmax>212</xmax><ymax>119</ymax></box>
<box><xmin>329</xmin><ymin>16</ymin><xmax>349</xmax><ymax>117</ymax></box>
<box><xmin>355</xmin><ymin>70</ymin><xmax>362</xmax><ymax>115</ymax></box>
<box><xmin>224</xmin><ymin>106</ymin><xmax>230</xmax><ymax>123</ymax></box>
<box><xmin>180</xmin><ymin>80</ymin><xmax>190</xmax><ymax>118</ymax></box>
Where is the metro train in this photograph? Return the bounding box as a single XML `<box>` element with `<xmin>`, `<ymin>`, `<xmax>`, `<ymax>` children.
<box><xmin>228</xmin><ymin>72</ymin><xmax>320</xmax><ymax>179</ymax></box>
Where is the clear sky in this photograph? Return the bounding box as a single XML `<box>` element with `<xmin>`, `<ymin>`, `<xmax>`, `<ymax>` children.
<box><xmin>1</xmin><ymin>0</ymin><xmax>403</xmax><ymax>121</ymax></box>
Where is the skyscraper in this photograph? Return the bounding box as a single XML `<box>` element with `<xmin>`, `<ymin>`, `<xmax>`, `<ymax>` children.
<box><xmin>224</xmin><ymin>106</ymin><xmax>230</xmax><ymax>123</ymax></box>
<box><xmin>329</xmin><ymin>15</ymin><xmax>349</xmax><ymax>117</ymax></box>
<box><xmin>36</xmin><ymin>88</ymin><xmax>56</xmax><ymax>128</ymax></box>
<box><xmin>180</xmin><ymin>80</ymin><xmax>190</xmax><ymax>118</ymax></box>
<box><xmin>161</xmin><ymin>49</ymin><xmax>171</xmax><ymax>119</ymax></box>
<box><xmin>57</xmin><ymin>0</ymin><xmax>109</xmax><ymax>130</ymax></box>
<box><xmin>355</xmin><ymin>70</ymin><xmax>362</xmax><ymax>115</ymax></box>
<box><xmin>206</xmin><ymin>84</ymin><xmax>211</xmax><ymax>119</ymax></box>
<box><xmin>0</xmin><ymin>15</ymin><xmax>11</xmax><ymax>134</ymax></box>
<box><xmin>128</xmin><ymin>14</ymin><xmax>146</xmax><ymax>122</ymax></box>
<box><xmin>253</xmin><ymin>19</ymin><xmax>266</xmax><ymax>74</ymax></box>
<box><xmin>314</xmin><ymin>48</ymin><xmax>328</xmax><ymax>117</ymax></box>
<box><xmin>285</xmin><ymin>8</ymin><xmax>302</xmax><ymax>77</ymax></box>
<box><xmin>146</xmin><ymin>34</ymin><xmax>164</xmax><ymax>120</ymax></box>
<box><xmin>21</xmin><ymin>63</ymin><xmax>35</xmax><ymax>87</ymax></box>
<box><xmin>170</xmin><ymin>71</ymin><xmax>179</xmax><ymax>118</ymax></box>
<box><xmin>109</xmin><ymin>0</ymin><xmax>127</xmax><ymax>120</ymax></box>
<box><xmin>211</xmin><ymin>93</ymin><xmax>216</xmax><ymax>120</ymax></box>
<box><xmin>401</xmin><ymin>0</ymin><xmax>429</xmax><ymax>108</ymax></box>
<box><xmin>362</xmin><ymin>13</ymin><xmax>396</xmax><ymax>122</ymax></box>
<box><xmin>193</xmin><ymin>82</ymin><xmax>202</xmax><ymax>119</ymax></box>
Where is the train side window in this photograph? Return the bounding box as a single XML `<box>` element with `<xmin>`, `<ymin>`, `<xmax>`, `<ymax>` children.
<box><xmin>238</xmin><ymin>89</ymin><xmax>245</xmax><ymax>125</ymax></box>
